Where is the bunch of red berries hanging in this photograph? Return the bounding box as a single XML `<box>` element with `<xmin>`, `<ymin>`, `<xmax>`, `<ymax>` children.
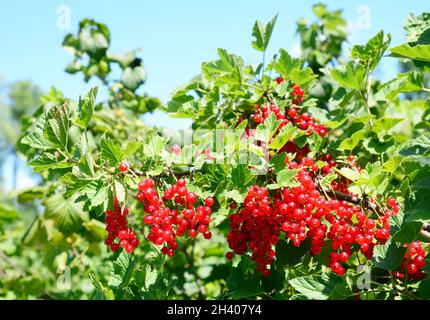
<box><xmin>226</xmin><ymin>154</ymin><xmax>400</xmax><ymax>277</ymax></box>
<box><xmin>136</xmin><ymin>178</ymin><xmax>214</xmax><ymax>256</ymax></box>
<box><xmin>104</xmin><ymin>197</ymin><xmax>139</xmax><ymax>253</ymax></box>
<box><xmin>393</xmin><ymin>241</ymin><xmax>427</xmax><ymax>280</ymax></box>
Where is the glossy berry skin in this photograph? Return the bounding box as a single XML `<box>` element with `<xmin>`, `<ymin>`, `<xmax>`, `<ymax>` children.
<box><xmin>118</xmin><ymin>162</ymin><xmax>129</xmax><ymax>173</ymax></box>
<box><xmin>171</xmin><ymin>144</ymin><xmax>181</xmax><ymax>155</ymax></box>
<box><xmin>387</xmin><ymin>197</ymin><xmax>396</xmax><ymax>207</ymax></box>
<box><xmin>226</xmin><ymin>252</ymin><xmax>234</xmax><ymax>260</ymax></box>
<box><xmin>275</xmin><ymin>76</ymin><xmax>284</xmax><ymax>84</ymax></box>
<box><xmin>253</xmin><ymin>113</ymin><xmax>263</xmax><ymax>123</ymax></box>
<box><xmin>205</xmin><ymin>197</ymin><xmax>215</xmax><ymax>207</ymax></box>
<box><xmin>186</xmin><ymin>192</ymin><xmax>197</xmax><ymax>204</ymax></box>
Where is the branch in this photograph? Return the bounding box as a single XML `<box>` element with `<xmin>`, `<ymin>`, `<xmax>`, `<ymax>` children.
<box><xmin>315</xmin><ymin>177</ymin><xmax>382</xmax><ymax>214</ymax></box>
<box><xmin>317</xmin><ymin>181</ymin><xmax>430</xmax><ymax>239</ymax></box>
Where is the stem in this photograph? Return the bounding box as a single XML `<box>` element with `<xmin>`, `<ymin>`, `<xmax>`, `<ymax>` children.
<box><xmin>360</xmin><ymin>60</ymin><xmax>373</xmax><ymax>127</ymax></box>
<box><xmin>57</xmin><ymin>148</ymin><xmax>77</xmax><ymax>163</ymax></box>
<box><xmin>359</xmin><ymin>90</ymin><xmax>373</xmax><ymax>127</ymax></box>
<box><xmin>260</xmin><ymin>50</ymin><xmax>266</xmax><ymax>82</ymax></box>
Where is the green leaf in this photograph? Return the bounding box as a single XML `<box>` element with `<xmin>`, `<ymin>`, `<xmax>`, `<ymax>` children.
<box><xmin>100</xmin><ymin>137</ymin><xmax>123</xmax><ymax>166</ymax></box>
<box><xmin>393</xmin><ymin>221</ymin><xmax>423</xmax><ymax>243</ymax></box>
<box><xmin>108</xmin><ymin>50</ymin><xmax>137</xmax><ymax>69</ymax></box>
<box><xmin>123</xmin><ymin>141</ymin><xmax>142</xmax><ymax>158</ymax></box>
<box><xmin>108</xmin><ymin>251</ymin><xmax>135</xmax><ymax>289</ymax></box>
<box><xmin>372</xmin><ymin>240</ymin><xmax>404</xmax><ymax>271</ymax></box>
<box><xmin>289</xmin><ymin>273</ymin><xmax>346</xmax><ymax>300</ymax></box>
<box><xmin>21</xmin><ymin>111</ymin><xmax>52</xmax><ymax>150</ymax></box>
<box><xmin>389</xmin><ymin>43</ymin><xmax>430</xmax><ymax>62</ymax></box>
<box><xmin>404</xmin><ymin>13</ymin><xmax>430</xmax><ymax>43</ymax></box>
<box><xmin>29</xmin><ymin>152</ymin><xmax>73</xmax><ymax>172</ymax></box>
<box><xmin>65</xmin><ymin>59</ymin><xmax>82</xmax><ymax>74</ymax></box>
<box><xmin>135</xmin><ymin>264</ymin><xmax>159</xmax><ymax>290</ymax></box>
<box><xmin>75</xmin><ymin>87</ymin><xmax>98</xmax><ymax>129</ymax></box>
<box><xmin>61</xmin><ymin>157</ymin><xmax>95</xmax><ymax>198</ymax></box>
<box><xmin>251</xmin><ymin>14</ymin><xmax>278</xmax><ymax>52</ymax></box>
<box><xmin>77</xmin><ymin>19</ymin><xmax>110</xmax><ymax>56</ymax></box>
<box><xmin>289</xmin><ymin>68</ymin><xmax>318</xmax><ymax>87</ymax></box>
<box><xmin>114</xmin><ymin>179</ymin><xmax>126</xmax><ymax>204</ymax></box>
<box><xmin>351</xmin><ymin>31</ymin><xmax>391</xmax><ymax>71</ymax></box>
<box><xmin>375</xmin><ymin>71</ymin><xmax>424</xmax><ymax>101</ymax></box>
<box><xmin>44</xmin><ymin>194</ymin><xmax>88</xmax><ymax>234</ymax></box>
<box><xmin>275</xmin><ymin>239</ymin><xmax>310</xmax><ymax>267</ymax></box>
<box><xmin>372</xmin><ymin>117</ymin><xmax>403</xmax><ymax>134</ymax></box>
<box><xmin>143</xmin><ymin>135</ymin><xmax>165</xmax><ymax>158</ymax></box>
<box><xmin>89</xmin><ymin>272</ymin><xmax>115</xmax><ymax>300</ymax></box>
<box><xmin>84</xmin><ymin>181</ymin><xmax>110</xmax><ymax>210</ymax></box>
<box><xmin>223</xmin><ymin>189</ymin><xmax>245</xmax><ymax>204</ymax></box>
<box><xmin>418</xmin><ymin>277</ymin><xmax>430</xmax><ymax>300</ymax></box>
<box><xmin>274</xmin><ymin>49</ymin><xmax>302</xmax><ymax>78</ymax></box>
<box><xmin>163</xmin><ymin>94</ymin><xmax>199</xmax><ymax>118</ymax></box>
<box><xmin>404</xmin><ymin>194</ymin><xmax>430</xmax><ymax>223</ymax></box>
<box><xmin>226</xmin><ymin>267</ymin><xmax>263</xmax><ymax>299</ymax></box>
<box><xmin>268</xmin><ymin>168</ymin><xmax>299</xmax><ymax>189</ymax></box>
<box><xmin>255</xmin><ymin>112</ymin><xmax>280</xmax><ymax>143</ymax></box>
<box><xmin>17</xmin><ymin>185</ymin><xmax>53</xmax><ymax>203</ymax></box>
<box><xmin>0</xmin><ymin>203</ymin><xmax>19</xmax><ymax>221</ymax></box>
<box><xmin>273</xmin><ymin>49</ymin><xmax>317</xmax><ymax>86</ymax></box>
<box><xmin>121</xmin><ymin>66</ymin><xmax>146</xmax><ymax>91</ymax></box>
<box><xmin>78</xmin><ymin>133</ymin><xmax>95</xmax><ymax>177</ymax></box>
<box><xmin>382</xmin><ymin>156</ymin><xmax>402</xmax><ymax>173</ymax></box>
<box><xmin>43</xmin><ymin>103</ymin><xmax>70</xmax><ymax>148</ymax></box>
<box><xmin>330</xmin><ymin>61</ymin><xmax>366</xmax><ymax>91</ymax></box>
<box><xmin>269</xmin><ymin>152</ymin><xmax>287</xmax><ymax>172</ymax></box>
<box><xmin>202</xmin><ymin>48</ymin><xmax>244</xmax><ymax>86</ymax></box>
<box><xmin>336</xmin><ymin>167</ymin><xmax>360</xmax><ymax>182</ymax></box>
<box><xmin>338</xmin><ymin>130</ymin><xmax>366</xmax><ymax>151</ymax></box>
<box><xmin>269</xmin><ymin>123</ymin><xmax>296</xmax><ymax>150</ymax></box>
<box><xmin>230</xmin><ymin>164</ymin><xmax>256</xmax><ymax>192</ymax></box>
<box><xmin>83</xmin><ymin>219</ymin><xmax>107</xmax><ymax>241</ymax></box>
<box><xmin>261</xmin><ymin>266</ymin><xmax>285</xmax><ymax>292</ymax></box>
<box><xmin>399</xmin><ymin>132</ymin><xmax>430</xmax><ymax>157</ymax></box>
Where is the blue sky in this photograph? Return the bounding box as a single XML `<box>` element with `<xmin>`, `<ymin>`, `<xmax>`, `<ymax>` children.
<box><xmin>0</xmin><ymin>0</ymin><xmax>429</xmax><ymax>189</ymax></box>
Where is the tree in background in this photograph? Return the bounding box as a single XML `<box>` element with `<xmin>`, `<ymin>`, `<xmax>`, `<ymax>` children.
<box><xmin>0</xmin><ymin>80</ymin><xmax>42</xmax><ymax>188</ymax></box>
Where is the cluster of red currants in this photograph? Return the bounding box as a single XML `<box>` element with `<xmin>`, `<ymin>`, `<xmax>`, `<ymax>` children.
<box><xmin>393</xmin><ymin>241</ymin><xmax>426</xmax><ymax>280</ymax></box>
<box><xmin>226</xmin><ymin>185</ymin><xmax>280</xmax><ymax>277</ymax></box>
<box><xmin>275</xmin><ymin>77</ymin><xmax>304</xmax><ymax>105</ymax></box>
<box><xmin>286</xmin><ymin>107</ymin><xmax>328</xmax><ymax>137</ymax></box>
<box><xmin>136</xmin><ymin>178</ymin><xmax>214</xmax><ymax>256</ymax></box>
<box><xmin>226</xmin><ymin>155</ymin><xmax>400</xmax><ymax>276</ymax></box>
<box><xmin>252</xmin><ymin>103</ymin><xmax>289</xmax><ymax>128</ymax></box>
<box><xmin>250</xmin><ymin>103</ymin><xmax>328</xmax><ymax>139</ymax></box>
<box><xmin>104</xmin><ymin>197</ymin><xmax>139</xmax><ymax>253</ymax></box>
